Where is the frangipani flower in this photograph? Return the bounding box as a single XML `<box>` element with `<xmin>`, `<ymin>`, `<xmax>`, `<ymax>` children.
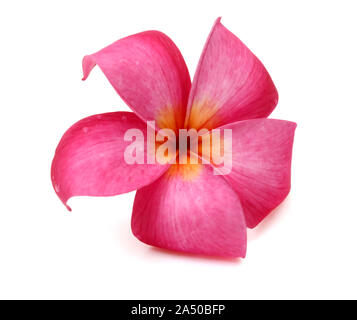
<box><xmin>51</xmin><ymin>18</ymin><xmax>296</xmax><ymax>258</ymax></box>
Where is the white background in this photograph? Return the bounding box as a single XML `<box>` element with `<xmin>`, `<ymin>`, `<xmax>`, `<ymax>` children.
<box><xmin>1</xmin><ymin>0</ymin><xmax>356</xmax><ymax>299</ymax></box>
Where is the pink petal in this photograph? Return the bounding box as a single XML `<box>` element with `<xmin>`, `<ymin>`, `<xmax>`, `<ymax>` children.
<box><xmin>185</xmin><ymin>18</ymin><xmax>278</xmax><ymax>130</ymax></box>
<box><xmin>51</xmin><ymin>112</ymin><xmax>168</xmax><ymax>210</ymax></box>
<box><xmin>217</xmin><ymin>119</ymin><xmax>296</xmax><ymax>228</ymax></box>
<box><xmin>132</xmin><ymin>164</ymin><xmax>247</xmax><ymax>257</ymax></box>
<box><xmin>82</xmin><ymin>31</ymin><xmax>191</xmax><ymax>131</ymax></box>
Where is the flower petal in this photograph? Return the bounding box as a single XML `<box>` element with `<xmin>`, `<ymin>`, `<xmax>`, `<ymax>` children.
<box><xmin>132</xmin><ymin>164</ymin><xmax>247</xmax><ymax>257</ymax></box>
<box><xmin>185</xmin><ymin>18</ymin><xmax>278</xmax><ymax>130</ymax></box>
<box><xmin>82</xmin><ymin>31</ymin><xmax>191</xmax><ymax>132</ymax></box>
<box><xmin>51</xmin><ymin>112</ymin><xmax>168</xmax><ymax>210</ymax></box>
<box><xmin>216</xmin><ymin>119</ymin><xmax>296</xmax><ymax>228</ymax></box>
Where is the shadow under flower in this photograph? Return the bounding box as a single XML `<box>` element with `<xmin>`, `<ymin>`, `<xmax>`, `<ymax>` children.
<box><xmin>148</xmin><ymin>246</ymin><xmax>243</xmax><ymax>264</ymax></box>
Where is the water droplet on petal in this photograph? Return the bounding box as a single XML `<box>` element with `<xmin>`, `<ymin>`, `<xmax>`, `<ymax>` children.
<box><xmin>82</xmin><ymin>127</ymin><xmax>88</xmax><ymax>133</ymax></box>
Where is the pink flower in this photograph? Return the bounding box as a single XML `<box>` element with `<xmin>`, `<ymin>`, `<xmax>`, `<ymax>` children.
<box><xmin>51</xmin><ymin>18</ymin><xmax>296</xmax><ymax>258</ymax></box>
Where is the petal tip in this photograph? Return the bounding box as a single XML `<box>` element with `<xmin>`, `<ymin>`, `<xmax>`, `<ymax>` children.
<box><xmin>65</xmin><ymin>203</ymin><xmax>72</xmax><ymax>212</ymax></box>
<box><xmin>229</xmin><ymin>245</ymin><xmax>246</xmax><ymax>259</ymax></box>
<box><xmin>54</xmin><ymin>187</ymin><xmax>72</xmax><ymax>212</ymax></box>
<box><xmin>51</xmin><ymin>169</ymin><xmax>72</xmax><ymax>212</ymax></box>
<box><xmin>211</xmin><ymin>17</ymin><xmax>222</xmax><ymax>32</ymax></box>
<box><xmin>285</xmin><ymin>120</ymin><xmax>298</xmax><ymax>133</ymax></box>
<box><xmin>82</xmin><ymin>55</ymin><xmax>96</xmax><ymax>81</ymax></box>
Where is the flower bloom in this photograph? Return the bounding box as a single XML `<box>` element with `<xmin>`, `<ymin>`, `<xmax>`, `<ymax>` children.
<box><xmin>51</xmin><ymin>18</ymin><xmax>296</xmax><ymax>258</ymax></box>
